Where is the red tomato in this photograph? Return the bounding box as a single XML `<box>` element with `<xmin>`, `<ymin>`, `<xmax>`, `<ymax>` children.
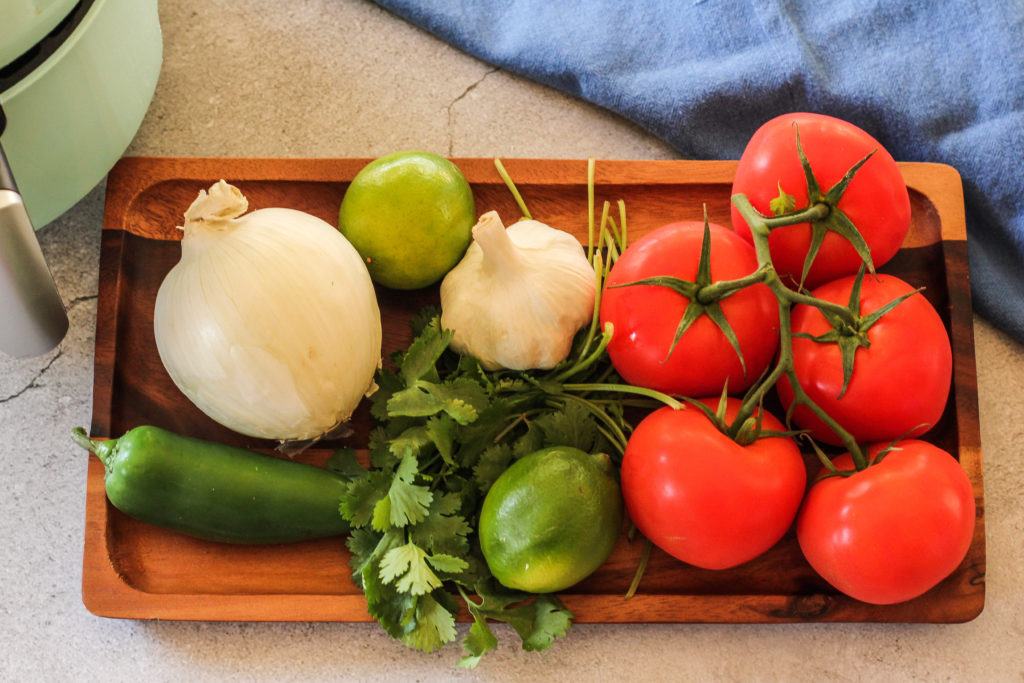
<box><xmin>621</xmin><ymin>398</ymin><xmax>807</xmax><ymax>570</ymax></box>
<box><xmin>797</xmin><ymin>440</ymin><xmax>975</xmax><ymax>604</ymax></box>
<box><xmin>731</xmin><ymin>112</ymin><xmax>911</xmax><ymax>289</ymax></box>
<box><xmin>599</xmin><ymin>221</ymin><xmax>778</xmax><ymax>397</ymax></box>
<box><xmin>776</xmin><ymin>273</ymin><xmax>952</xmax><ymax>446</ymax></box>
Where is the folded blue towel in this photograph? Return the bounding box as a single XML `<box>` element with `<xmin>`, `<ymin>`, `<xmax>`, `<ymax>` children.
<box><xmin>373</xmin><ymin>0</ymin><xmax>1024</xmax><ymax>342</ymax></box>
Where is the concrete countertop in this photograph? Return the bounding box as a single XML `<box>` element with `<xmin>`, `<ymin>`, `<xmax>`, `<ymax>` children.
<box><xmin>3</xmin><ymin>1</ymin><xmax>1022</xmax><ymax>680</ymax></box>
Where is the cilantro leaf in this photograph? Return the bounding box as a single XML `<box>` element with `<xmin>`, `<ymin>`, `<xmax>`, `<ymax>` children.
<box><xmin>339</xmin><ymin>471</ymin><xmax>391</xmax><ymax>527</ymax></box>
<box><xmin>368</xmin><ymin>427</ymin><xmax>401</xmax><ymax>471</ymax></box>
<box><xmin>516</xmin><ymin>594</ymin><xmax>574</xmax><ymax>651</ymax></box>
<box><xmin>386</xmin><ymin>384</ymin><xmax>447</xmax><ymax>418</ymax></box>
<box><xmin>371</xmin><ymin>496</ymin><xmax>393</xmax><ymax>532</ymax></box>
<box><xmin>345</xmin><ymin>527</ymin><xmax>384</xmax><ymax>585</ymax></box>
<box><xmin>425</xmin><ymin>414</ymin><xmax>456</xmax><ymax>465</ymax></box>
<box><xmin>401</xmin><ymin>593</ymin><xmax>458</xmax><ymax>653</ymax></box>
<box><xmin>534</xmin><ymin>400</ymin><xmax>601</xmax><ymax>452</ymax></box>
<box><xmin>388</xmin><ymin>378</ymin><xmax>489</xmax><ymax>425</ymax></box>
<box><xmin>350</xmin><ymin>527</ymin><xmax>404</xmax><ymax>593</ymax></box>
<box><xmin>380</xmin><ymin>541</ymin><xmax>443</xmax><ymax>596</ymax></box>
<box><xmin>362</xmin><ymin>563</ymin><xmax>416</xmax><ymax>639</ymax></box>
<box><xmin>370</xmin><ymin>368</ymin><xmax>404</xmax><ymax>422</ymax></box>
<box><xmin>511</xmin><ymin>421</ymin><xmax>544</xmax><ymax>460</ymax></box>
<box><xmin>468</xmin><ymin>581</ymin><xmax>574</xmax><ymax>654</ymax></box>
<box><xmin>460</xmin><ymin>611</ymin><xmax>500</xmax><ymax>668</ymax></box>
<box><xmin>325</xmin><ymin>447</ymin><xmax>367</xmax><ymax>479</ymax></box>
<box><xmin>453</xmin><ymin>397</ymin><xmax>521</xmax><ymax>469</ymax></box>
<box><xmin>399</xmin><ymin>318</ymin><xmax>453</xmax><ymax>384</ymax></box>
<box><xmin>409</xmin><ymin>493</ymin><xmax>471</xmax><ymax>558</ymax></box>
<box><xmin>408</xmin><ymin>306</ymin><xmax>442</xmax><ymax>338</ymax></box>
<box><xmin>389</xmin><ymin>426</ymin><xmax>433</xmax><ymax>459</ymax></box>
<box><xmin>472</xmin><ymin>443</ymin><xmax>514</xmax><ymax>494</ymax></box>
<box><xmin>383</xmin><ymin>454</ymin><xmax>434</xmax><ymax>528</ymax></box>
<box><xmin>427</xmin><ymin>553</ymin><xmax>470</xmax><ymax>575</ymax></box>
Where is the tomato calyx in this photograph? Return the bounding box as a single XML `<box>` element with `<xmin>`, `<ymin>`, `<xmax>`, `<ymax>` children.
<box><xmin>607</xmin><ymin>213</ymin><xmax>758</xmax><ymax>377</ymax></box>
<box><xmin>792</xmin><ymin>265</ymin><xmax>924</xmax><ymax>398</ymax></box>
<box><xmin>770</xmin><ymin>124</ymin><xmax>878</xmax><ymax>289</ymax></box>
<box><xmin>681</xmin><ymin>387</ymin><xmax>805</xmax><ymax>447</ymax></box>
<box><xmin>807</xmin><ymin>425</ymin><xmax>930</xmax><ymax>481</ymax></box>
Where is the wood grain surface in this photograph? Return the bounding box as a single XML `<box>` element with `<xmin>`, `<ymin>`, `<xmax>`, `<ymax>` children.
<box><xmin>82</xmin><ymin>157</ymin><xmax>984</xmax><ymax>624</ymax></box>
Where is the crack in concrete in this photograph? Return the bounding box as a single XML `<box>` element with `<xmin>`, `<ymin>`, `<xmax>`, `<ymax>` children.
<box><xmin>447</xmin><ymin>67</ymin><xmax>501</xmax><ymax>156</ymax></box>
<box><xmin>1</xmin><ymin>349</ymin><xmax>63</xmax><ymax>404</ymax></box>
<box><xmin>0</xmin><ymin>294</ymin><xmax>96</xmax><ymax>404</ymax></box>
<box><xmin>0</xmin><ymin>294</ymin><xmax>97</xmax><ymax>404</ymax></box>
<box><xmin>67</xmin><ymin>294</ymin><xmax>98</xmax><ymax>309</ymax></box>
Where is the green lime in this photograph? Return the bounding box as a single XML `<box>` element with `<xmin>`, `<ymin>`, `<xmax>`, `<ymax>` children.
<box><xmin>338</xmin><ymin>151</ymin><xmax>475</xmax><ymax>290</ymax></box>
<box><xmin>478</xmin><ymin>446</ymin><xmax>623</xmax><ymax>593</ymax></box>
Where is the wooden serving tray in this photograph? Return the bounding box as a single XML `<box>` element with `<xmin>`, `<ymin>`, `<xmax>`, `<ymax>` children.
<box><xmin>83</xmin><ymin>157</ymin><xmax>984</xmax><ymax>623</ymax></box>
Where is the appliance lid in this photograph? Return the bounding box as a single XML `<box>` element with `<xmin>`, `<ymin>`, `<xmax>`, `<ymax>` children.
<box><xmin>0</xmin><ymin>0</ymin><xmax>81</xmax><ymax>72</ymax></box>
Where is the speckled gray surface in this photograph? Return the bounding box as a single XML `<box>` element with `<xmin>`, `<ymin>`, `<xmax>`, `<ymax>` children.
<box><xmin>2</xmin><ymin>1</ymin><xmax>1022</xmax><ymax>680</ymax></box>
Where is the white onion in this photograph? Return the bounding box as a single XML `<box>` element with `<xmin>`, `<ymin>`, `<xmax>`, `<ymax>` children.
<box><xmin>153</xmin><ymin>180</ymin><xmax>382</xmax><ymax>442</ymax></box>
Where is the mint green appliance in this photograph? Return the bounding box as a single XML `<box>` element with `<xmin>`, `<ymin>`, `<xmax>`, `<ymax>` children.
<box><xmin>0</xmin><ymin>0</ymin><xmax>162</xmax><ymax>357</ymax></box>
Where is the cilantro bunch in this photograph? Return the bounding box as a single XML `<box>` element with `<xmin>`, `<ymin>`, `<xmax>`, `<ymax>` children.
<box><xmin>333</xmin><ymin>309</ymin><xmax>613</xmax><ymax>665</ymax></box>
<box><xmin>331</xmin><ymin>162</ymin><xmax>679</xmax><ymax>666</ymax></box>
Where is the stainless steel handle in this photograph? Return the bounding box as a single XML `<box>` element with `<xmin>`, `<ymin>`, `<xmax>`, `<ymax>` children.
<box><xmin>0</xmin><ymin>188</ymin><xmax>69</xmax><ymax>357</ymax></box>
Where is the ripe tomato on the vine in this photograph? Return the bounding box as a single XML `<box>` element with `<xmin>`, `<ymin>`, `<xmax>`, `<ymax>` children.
<box><xmin>797</xmin><ymin>440</ymin><xmax>975</xmax><ymax>605</ymax></box>
<box><xmin>776</xmin><ymin>272</ymin><xmax>952</xmax><ymax>446</ymax></box>
<box><xmin>599</xmin><ymin>221</ymin><xmax>778</xmax><ymax>397</ymax></box>
<box><xmin>730</xmin><ymin>112</ymin><xmax>911</xmax><ymax>289</ymax></box>
<box><xmin>620</xmin><ymin>398</ymin><xmax>807</xmax><ymax>570</ymax></box>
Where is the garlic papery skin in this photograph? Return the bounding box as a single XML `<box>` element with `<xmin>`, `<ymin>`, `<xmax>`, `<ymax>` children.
<box><xmin>153</xmin><ymin>180</ymin><xmax>382</xmax><ymax>442</ymax></box>
<box><xmin>439</xmin><ymin>210</ymin><xmax>595</xmax><ymax>371</ymax></box>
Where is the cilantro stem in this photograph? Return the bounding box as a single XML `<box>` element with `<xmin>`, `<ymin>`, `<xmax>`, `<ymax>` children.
<box><xmin>617</xmin><ymin>199</ymin><xmax>628</xmax><ymax>252</ymax></box>
<box><xmin>491</xmin><ymin>411</ymin><xmax>537</xmax><ymax>444</ymax></box>
<box><xmin>552</xmin><ymin>323</ymin><xmax>613</xmax><ymax>383</ymax></box>
<box><xmin>561</xmin><ymin>382</ymin><xmax>683</xmax><ymax>410</ymax></box>
<box><xmin>602</xmin><ymin>226</ymin><xmax>621</xmax><ymax>262</ymax></box>
<box><xmin>624</xmin><ymin>539</ymin><xmax>653</xmax><ymax>599</ymax></box>
<box><xmin>550</xmin><ymin>394</ymin><xmax>630</xmax><ymax>454</ymax></box>
<box><xmin>600</xmin><ymin>201</ymin><xmax>613</xmax><ymax>248</ymax></box>
<box><xmin>575</xmin><ymin>251</ymin><xmax>607</xmax><ymax>366</ymax></box>
<box><xmin>494</xmin><ymin>158</ymin><xmax>532</xmax><ymax>220</ymax></box>
<box><xmin>587</xmin><ymin>158</ymin><xmax>596</xmax><ymax>261</ymax></box>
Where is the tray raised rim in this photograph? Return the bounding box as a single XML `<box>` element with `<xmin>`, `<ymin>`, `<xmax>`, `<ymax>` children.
<box><xmin>82</xmin><ymin>156</ymin><xmax>983</xmax><ymax>624</ymax></box>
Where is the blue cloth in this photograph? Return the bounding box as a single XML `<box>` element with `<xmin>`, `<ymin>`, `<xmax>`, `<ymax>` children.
<box><xmin>372</xmin><ymin>0</ymin><xmax>1024</xmax><ymax>341</ymax></box>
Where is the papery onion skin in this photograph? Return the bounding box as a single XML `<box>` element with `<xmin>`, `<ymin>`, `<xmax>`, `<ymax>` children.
<box><xmin>154</xmin><ymin>182</ymin><xmax>382</xmax><ymax>442</ymax></box>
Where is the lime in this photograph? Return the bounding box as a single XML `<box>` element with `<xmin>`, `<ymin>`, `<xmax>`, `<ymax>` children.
<box><xmin>338</xmin><ymin>151</ymin><xmax>476</xmax><ymax>290</ymax></box>
<box><xmin>478</xmin><ymin>446</ymin><xmax>623</xmax><ymax>593</ymax></box>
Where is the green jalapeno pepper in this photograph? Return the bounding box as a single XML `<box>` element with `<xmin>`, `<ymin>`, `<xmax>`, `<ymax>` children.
<box><xmin>72</xmin><ymin>426</ymin><xmax>350</xmax><ymax>544</ymax></box>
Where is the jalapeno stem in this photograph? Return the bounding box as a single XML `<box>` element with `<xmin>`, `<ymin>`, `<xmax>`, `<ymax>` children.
<box><xmin>71</xmin><ymin>427</ymin><xmax>115</xmax><ymax>466</ymax></box>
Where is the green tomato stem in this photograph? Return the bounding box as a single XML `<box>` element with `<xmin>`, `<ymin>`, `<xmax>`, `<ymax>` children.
<box><xmin>695</xmin><ymin>265</ymin><xmax>771</xmax><ymax>303</ymax></box>
<box><xmin>730</xmin><ymin>193</ymin><xmax>869</xmax><ymax>470</ymax></box>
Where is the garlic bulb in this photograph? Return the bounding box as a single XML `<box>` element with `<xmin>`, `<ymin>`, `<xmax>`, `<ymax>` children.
<box><xmin>153</xmin><ymin>180</ymin><xmax>382</xmax><ymax>442</ymax></box>
<box><xmin>439</xmin><ymin>210</ymin><xmax>595</xmax><ymax>370</ymax></box>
